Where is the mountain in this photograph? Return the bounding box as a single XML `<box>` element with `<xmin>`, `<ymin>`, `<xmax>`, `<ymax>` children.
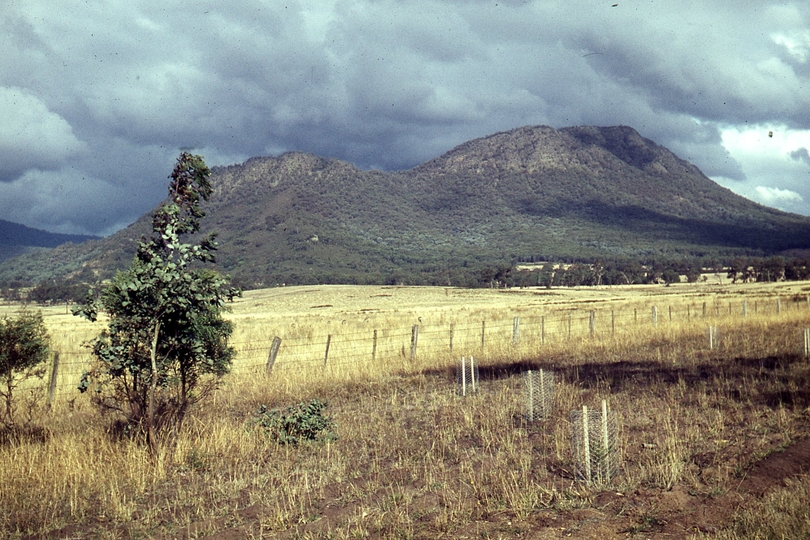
<box><xmin>2</xmin><ymin>125</ymin><xmax>810</xmax><ymax>288</ymax></box>
<box><xmin>0</xmin><ymin>219</ymin><xmax>98</xmax><ymax>267</ymax></box>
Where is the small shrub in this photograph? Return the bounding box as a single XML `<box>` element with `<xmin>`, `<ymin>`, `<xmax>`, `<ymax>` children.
<box><xmin>0</xmin><ymin>309</ymin><xmax>50</xmax><ymax>430</ymax></box>
<box><xmin>251</xmin><ymin>399</ymin><xmax>336</xmax><ymax>445</ymax></box>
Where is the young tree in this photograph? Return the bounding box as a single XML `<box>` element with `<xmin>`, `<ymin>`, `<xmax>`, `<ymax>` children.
<box><xmin>74</xmin><ymin>153</ymin><xmax>240</xmax><ymax>450</ymax></box>
<box><xmin>0</xmin><ymin>309</ymin><xmax>50</xmax><ymax>429</ymax></box>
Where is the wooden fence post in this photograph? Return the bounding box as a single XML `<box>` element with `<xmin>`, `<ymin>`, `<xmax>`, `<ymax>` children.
<box><xmin>48</xmin><ymin>352</ymin><xmax>60</xmax><ymax>406</ymax></box>
<box><xmin>512</xmin><ymin>317</ymin><xmax>520</xmax><ymax>346</ymax></box>
<box><xmin>652</xmin><ymin>306</ymin><xmax>658</xmax><ymax>326</ymax></box>
<box><xmin>372</xmin><ymin>330</ymin><xmax>378</xmax><ymax>361</ymax></box>
<box><xmin>324</xmin><ymin>334</ymin><xmax>332</xmax><ymax>366</ymax></box>
<box><xmin>266</xmin><ymin>337</ymin><xmax>281</xmax><ymax>374</ymax></box>
<box><xmin>449</xmin><ymin>323</ymin><xmax>454</xmax><ymax>353</ymax></box>
<box><xmin>481</xmin><ymin>321</ymin><xmax>486</xmax><ymax>351</ymax></box>
<box><xmin>410</xmin><ymin>325</ymin><xmax>419</xmax><ymax>360</ymax></box>
<box><xmin>589</xmin><ymin>310</ymin><xmax>595</xmax><ymax>338</ymax></box>
<box><xmin>541</xmin><ymin>316</ymin><xmax>545</xmax><ymax>345</ymax></box>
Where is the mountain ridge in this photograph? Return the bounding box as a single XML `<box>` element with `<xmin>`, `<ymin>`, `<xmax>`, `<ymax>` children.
<box><xmin>0</xmin><ymin>219</ymin><xmax>99</xmax><ymax>266</ymax></box>
<box><xmin>2</xmin><ymin>124</ymin><xmax>809</xmax><ymax>288</ymax></box>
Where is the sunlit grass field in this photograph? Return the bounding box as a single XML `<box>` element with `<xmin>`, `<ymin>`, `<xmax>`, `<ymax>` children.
<box><xmin>2</xmin><ymin>280</ymin><xmax>810</xmax><ymax>539</ymax></box>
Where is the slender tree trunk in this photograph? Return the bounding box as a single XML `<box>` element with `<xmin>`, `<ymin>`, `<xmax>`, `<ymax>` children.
<box><xmin>2</xmin><ymin>375</ymin><xmax>14</xmax><ymax>429</ymax></box>
<box><xmin>147</xmin><ymin>321</ymin><xmax>160</xmax><ymax>455</ymax></box>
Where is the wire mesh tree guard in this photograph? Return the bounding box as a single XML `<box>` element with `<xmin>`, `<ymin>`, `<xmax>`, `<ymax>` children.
<box><xmin>523</xmin><ymin>369</ymin><xmax>554</xmax><ymax>421</ymax></box>
<box><xmin>570</xmin><ymin>400</ymin><xmax>619</xmax><ymax>485</ymax></box>
<box><xmin>706</xmin><ymin>325</ymin><xmax>720</xmax><ymax>350</ymax></box>
<box><xmin>456</xmin><ymin>356</ymin><xmax>479</xmax><ymax>396</ymax></box>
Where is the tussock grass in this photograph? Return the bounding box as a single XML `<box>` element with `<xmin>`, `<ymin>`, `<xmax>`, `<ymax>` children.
<box><xmin>705</xmin><ymin>475</ymin><xmax>810</xmax><ymax>540</ymax></box>
<box><xmin>1</xmin><ymin>281</ymin><xmax>810</xmax><ymax>538</ymax></box>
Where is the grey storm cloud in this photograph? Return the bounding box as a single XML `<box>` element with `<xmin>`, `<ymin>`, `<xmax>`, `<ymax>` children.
<box><xmin>2</xmin><ymin>0</ymin><xmax>810</xmax><ymax>235</ymax></box>
<box><xmin>791</xmin><ymin>147</ymin><xmax>810</xmax><ymax>166</ymax></box>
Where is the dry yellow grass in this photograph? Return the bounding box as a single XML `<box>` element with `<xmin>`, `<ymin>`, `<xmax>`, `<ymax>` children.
<box><xmin>1</xmin><ymin>280</ymin><xmax>810</xmax><ymax>538</ymax></box>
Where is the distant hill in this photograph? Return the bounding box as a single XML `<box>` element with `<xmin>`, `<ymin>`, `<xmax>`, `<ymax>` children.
<box><xmin>0</xmin><ymin>219</ymin><xmax>98</xmax><ymax>266</ymax></box>
<box><xmin>2</xmin><ymin>125</ymin><xmax>810</xmax><ymax>288</ymax></box>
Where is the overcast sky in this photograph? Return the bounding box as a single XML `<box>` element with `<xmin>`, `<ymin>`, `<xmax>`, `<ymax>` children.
<box><xmin>3</xmin><ymin>0</ymin><xmax>810</xmax><ymax>236</ymax></box>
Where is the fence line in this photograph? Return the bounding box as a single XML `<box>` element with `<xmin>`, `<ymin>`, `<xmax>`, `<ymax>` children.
<box><xmin>41</xmin><ymin>295</ymin><xmax>810</xmax><ymax>398</ymax></box>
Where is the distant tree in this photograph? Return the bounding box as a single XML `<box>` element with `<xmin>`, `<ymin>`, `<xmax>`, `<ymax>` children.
<box><xmin>513</xmin><ymin>269</ymin><xmax>537</xmax><ymax>288</ymax></box>
<box><xmin>0</xmin><ymin>288</ymin><xmax>20</xmax><ymax>303</ymax></box>
<box><xmin>478</xmin><ymin>266</ymin><xmax>495</xmax><ymax>287</ymax></box>
<box><xmin>29</xmin><ymin>280</ymin><xmax>88</xmax><ymax>304</ymax></box>
<box><xmin>661</xmin><ymin>269</ymin><xmax>681</xmax><ymax>285</ymax></box>
<box><xmin>0</xmin><ymin>309</ymin><xmax>50</xmax><ymax>430</ymax></box>
<box><xmin>617</xmin><ymin>260</ymin><xmax>646</xmax><ymax>284</ymax></box>
<box><xmin>742</xmin><ymin>262</ymin><xmax>757</xmax><ymax>283</ymax></box>
<box><xmin>712</xmin><ymin>261</ymin><xmax>725</xmax><ymax>283</ymax></box>
<box><xmin>727</xmin><ymin>257</ymin><xmax>747</xmax><ymax>284</ymax></box>
<box><xmin>560</xmin><ymin>265</ymin><xmax>587</xmax><ymax>287</ymax></box>
<box><xmin>684</xmin><ymin>261</ymin><xmax>702</xmax><ymax>283</ymax></box>
<box><xmin>537</xmin><ymin>264</ymin><xmax>555</xmax><ymax>288</ymax></box>
<box><xmin>591</xmin><ymin>260</ymin><xmax>605</xmax><ymax>286</ymax></box>
<box><xmin>74</xmin><ymin>153</ymin><xmax>240</xmax><ymax>451</ymax></box>
<box><xmin>785</xmin><ymin>259</ymin><xmax>810</xmax><ymax>281</ymax></box>
<box><xmin>761</xmin><ymin>257</ymin><xmax>785</xmax><ymax>282</ymax></box>
<box><xmin>494</xmin><ymin>264</ymin><xmax>513</xmax><ymax>288</ymax></box>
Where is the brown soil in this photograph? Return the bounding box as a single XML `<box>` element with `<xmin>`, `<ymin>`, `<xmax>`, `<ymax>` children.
<box><xmin>129</xmin><ymin>434</ymin><xmax>810</xmax><ymax>540</ymax></box>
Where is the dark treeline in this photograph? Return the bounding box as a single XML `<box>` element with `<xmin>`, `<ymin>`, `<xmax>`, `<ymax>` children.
<box><xmin>499</xmin><ymin>256</ymin><xmax>810</xmax><ymax>289</ymax></box>
<box><xmin>3</xmin><ymin>256</ymin><xmax>809</xmax><ymax>305</ymax></box>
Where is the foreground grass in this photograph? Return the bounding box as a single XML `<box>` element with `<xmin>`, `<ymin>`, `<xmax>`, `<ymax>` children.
<box><xmin>2</xmin><ymin>283</ymin><xmax>810</xmax><ymax>538</ymax></box>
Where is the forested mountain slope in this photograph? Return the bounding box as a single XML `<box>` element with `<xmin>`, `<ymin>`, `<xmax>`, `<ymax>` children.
<box><xmin>3</xmin><ymin>125</ymin><xmax>809</xmax><ymax>288</ymax></box>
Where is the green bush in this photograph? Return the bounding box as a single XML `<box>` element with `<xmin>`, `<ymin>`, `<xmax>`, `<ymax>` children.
<box><xmin>0</xmin><ymin>309</ymin><xmax>50</xmax><ymax>430</ymax></box>
<box><xmin>251</xmin><ymin>399</ymin><xmax>336</xmax><ymax>445</ymax></box>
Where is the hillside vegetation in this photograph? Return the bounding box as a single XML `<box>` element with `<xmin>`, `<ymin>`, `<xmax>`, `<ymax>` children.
<box><xmin>0</xmin><ymin>219</ymin><xmax>98</xmax><ymax>265</ymax></box>
<box><xmin>2</xmin><ymin>125</ymin><xmax>810</xmax><ymax>288</ymax></box>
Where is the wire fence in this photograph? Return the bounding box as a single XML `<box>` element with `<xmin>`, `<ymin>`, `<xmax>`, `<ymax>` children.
<box><xmin>38</xmin><ymin>294</ymin><xmax>810</xmax><ymax>400</ymax></box>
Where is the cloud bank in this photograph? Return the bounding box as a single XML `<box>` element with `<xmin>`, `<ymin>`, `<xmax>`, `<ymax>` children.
<box><xmin>2</xmin><ymin>0</ymin><xmax>810</xmax><ymax>235</ymax></box>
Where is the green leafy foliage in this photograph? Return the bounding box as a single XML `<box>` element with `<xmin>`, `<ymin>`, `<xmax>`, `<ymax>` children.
<box><xmin>0</xmin><ymin>309</ymin><xmax>50</xmax><ymax>429</ymax></box>
<box><xmin>251</xmin><ymin>399</ymin><xmax>336</xmax><ymax>445</ymax></box>
<box><xmin>74</xmin><ymin>153</ymin><xmax>240</xmax><ymax>443</ymax></box>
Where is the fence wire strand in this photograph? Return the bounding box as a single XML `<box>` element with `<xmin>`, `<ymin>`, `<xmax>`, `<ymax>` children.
<box><xmin>38</xmin><ymin>296</ymin><xmax>810</xmax><ymax>399</ymax></box>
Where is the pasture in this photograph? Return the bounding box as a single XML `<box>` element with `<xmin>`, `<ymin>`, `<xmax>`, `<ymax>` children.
<box><xmin>2</xmin><ymin>280</ymin><xmax>810</xmax><ymax>539</ymax></box>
